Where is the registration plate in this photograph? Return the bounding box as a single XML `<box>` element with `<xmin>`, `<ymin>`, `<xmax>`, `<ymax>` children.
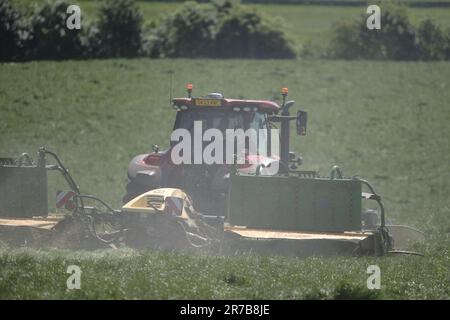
<box><xmin>194</xmin><ymin>99</ymin><xmax>222</xmax><ymax>107</ymax></box>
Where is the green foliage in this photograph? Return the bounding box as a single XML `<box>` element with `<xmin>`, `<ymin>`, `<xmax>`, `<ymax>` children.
<box><xmin>142</xmin><ymin>0</ymin><xmax>297</xmax><ymax>58</ymax></box>
<box><xmin>328</xmin><ymin>1</ymin><xmax>450</xmax><ymax>60</ymax></box>
<box><xmin>2</xmin><ymin>0</ymin><xmax>296</xmax><ymax>60</ymax></box>
<box><xmin>3</xmin><ymin>0</ymin><xmax>450</xmax><ymax>61</ymax></box>
<box><xmin>24</xmin><ymin>0</ymin><xmax>146</xmax><ymax>59</ymax></box>
<box><xmin>240</xmin><ymin>0</ymin><xmax>450</xmax><ymax>4</ymax></box>
<box><xmin>143</xmin><ymin>1</ymin><xmax>219</xmax><ymax>58</ymax></box>
<box><xmin>327</xmin><ymin>19</ymin><xmax>363</xmax><ymax>59</ymax></box>
<box><xmin>329</xmin><ymin>3</ymin><xmax>418</xmax><ymax>60</ymax></box>
<box><xmin>0</xmin><ymin>0</ymin><xmax>28</xmax><ymax>61</ymax></box>
<box><xmin>96</xmin><ymin>0</ymin><xmax>143</xmax><ymax>58</ymax></box>
<box><xmin>213</xmin><ymin>6</ymin><xmax>297</xmax><ymax>58</ymax></box>
<box><xmin>417</xmin><ymin>19</ymin><xmax>449</xmax><ymax>60</ymax></box>
<box><xmin>359</xmin><ymin>3</ymin><xmax>419</xmax><ymax>60</ymax></box>
<box><xmin>29</xmin><ymin>0</ymin><xmax>84</xmax><ymax>60</ymax></box>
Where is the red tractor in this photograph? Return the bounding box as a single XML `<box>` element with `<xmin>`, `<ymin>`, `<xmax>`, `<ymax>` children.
<box><xmin>123</xmin><ymin>85</ymin><xmax>306</xmax><ymax>216</ymax></box>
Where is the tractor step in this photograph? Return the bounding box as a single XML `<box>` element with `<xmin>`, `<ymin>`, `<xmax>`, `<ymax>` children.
<box><xmin>0</xmin><ymin>215</ymin><xmax>64</xmax><ymax>247</ymax></box>
<box><xmin>0</xmin><ymin>215</ymin><xmax>63</xmax><ymax>229</ymax></box>
<box><xmin>224</xmin><ymin>226</ymin><xmax>369</xmax><ymax>241</ymax></box>
<box><xmin>223</xmin><ymin>226</ymin><xmax>378</xmax><ymax>257</ymax></box>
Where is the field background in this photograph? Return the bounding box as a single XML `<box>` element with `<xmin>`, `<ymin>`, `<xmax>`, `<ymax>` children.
<box><xmin>1</xmin><ymin>1</ymin><xmax>449</xmax><ymax>299</ymax></box>
<box><xmin>12</xmin><ymin>0</ymin><xmax>450</xmax><ymax>46</ymax></box>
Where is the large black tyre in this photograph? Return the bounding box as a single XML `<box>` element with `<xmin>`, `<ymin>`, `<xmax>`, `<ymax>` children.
<box><xmin>122</xmin><ymin>181</ymin><xmax>153</xmax><ymax>204</ymax></box>
<box><xmin>362</xmin><ymin>209</ymin><xmax>379</xmax><ymax>229</ymax></box>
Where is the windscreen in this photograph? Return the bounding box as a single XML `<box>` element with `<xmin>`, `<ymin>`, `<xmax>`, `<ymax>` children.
<box><xmin>172</xmin><ymin>110</ymin><xmax>268</xmax><ymax>156</ymax></box>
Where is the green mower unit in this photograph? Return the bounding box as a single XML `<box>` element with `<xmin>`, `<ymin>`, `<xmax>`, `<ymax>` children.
<box><xmin>228</xmin><ymin>175</ymin><xmax>362</xmax><ymax>233</ymax></box>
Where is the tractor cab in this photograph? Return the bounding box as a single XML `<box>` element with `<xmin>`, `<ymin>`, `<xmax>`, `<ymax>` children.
<box><xmin>170</xmin><ymin>85</ymin><xmax>306</xmax><ymax>168</ymax></box>
<box><xmin>124</xmin><ymin>84</ymin><xmax>307</xmax><ymax>215</ymax></box>
<box><xmin>171</xmin><ymin>88</ymin><xmax>279</xmax><ymax>163</ymax></box>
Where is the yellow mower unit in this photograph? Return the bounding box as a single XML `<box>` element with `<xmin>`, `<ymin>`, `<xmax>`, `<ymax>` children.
<box><xmin>120</xmin><ymin>188</ymin><xmax>222</xmax><ymax>251</ymax></box>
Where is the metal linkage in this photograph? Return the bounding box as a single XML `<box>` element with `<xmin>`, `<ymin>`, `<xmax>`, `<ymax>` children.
<box><xmin>353</xmin><ymin>177</ymin><xmax>394</xmax><ymax>254</ymax></box>
<box><xmin>41</xmin><ymin>148</ymin><xmax>81</xmax><ymax>197</ymax></box>
<box><xmin>42</xmin><ymin>147</ymin><xmax>219</xmax><ymax>248</ymax></box>
<box><xmin>40</xmin><ymin>147</ymin><xmax>123</xmax><ymax>245</ymax></box>
<box><xmin>328</xmin><ymin>166</ymin><xmax>394</xmax><ymax>254</ymax></box>
<box><xmin>356</xmin><ymin>178</ymin><xmax>386</xmax><ymax>228</ymax></box>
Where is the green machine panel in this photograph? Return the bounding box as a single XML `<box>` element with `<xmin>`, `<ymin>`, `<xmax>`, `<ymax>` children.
<box><xmin>228</xmin><ymin>174</ymin><xmax>361</xmax><ymax>232</ymax></box>
<box><xmin>0</xmin><ymin>165</ymin><xmax>48</xmax><ymax>218</ymax></box>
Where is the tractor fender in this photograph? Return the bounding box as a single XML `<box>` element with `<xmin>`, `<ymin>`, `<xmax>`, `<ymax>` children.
<box><xmin>135</xmin><ymin>170</ymin><xmax>162</xmax><ymax>188</ymax></box>
<box><xmin>127</xmin><ymin>154</ymin><xmax>162</xmax><ymax>186</ymax></box>
<box><xmin>127</xmin><ymin>154</ymin><xmax>161</xmax><ymax>180</ymax></box>
<box><xmin>127</xmin><ymin>154</ymin><xmax>148</xmax><ymax>179</ymax></box>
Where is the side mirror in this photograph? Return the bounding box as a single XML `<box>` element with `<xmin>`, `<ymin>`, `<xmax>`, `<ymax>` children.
<box><xmin>296</xmin><ymin>110</ymin><xmax>307</xmax><ymax>136</ymax></box>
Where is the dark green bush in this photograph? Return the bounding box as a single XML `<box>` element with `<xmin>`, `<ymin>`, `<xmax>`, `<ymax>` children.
<box><xmin>144</xmin><ymin>1</ymin><xmax>218</xmax><ymax>58</ymax></box>
<box><xmin>144</xmin><ymin>0</ymin><xmax>297</xmax><ymax>58</ymax></box>
<box><xmin>213</xmin><ymin>7</ymin><xmax>296</xmax><ymax>58</ymax></box>
<box><xmin>3</xmin><ymin>0</ymin><xmax>447</xmax><ymax>61</ymax></box>
<box><xmin>329</xmin><ymin>3</ymin><xmax>420</xmax><ymax>60</ymax></box>
<box><xmin>96</xmin><ymin>0</ymin><xmax>143</xmax><ymax>58</ymax></box>
<box><xmin>370</xmin><ymin>4</ymin><xmax>419</xmax><ymax>60</ymax></box>
<box><xmin>328</xmin><ymin>1</ymin><xmax>450</xmax><ymax>60</ymax></box>
<box><xmin>324</xmin><ymin>19</ymin><xmax>362</xmax><ymax>59</ymax></box>
<box><xmin>29</xmin><ymin>0</ymin><xmax>84</xmax><ymax>60</ymax></box>
<box><xmin>445</xmin><ymin>32</ymin><xmax>450</xmax><ymax>59</ymax></box>
<box><xmin>0</xmin><ymin>0</ymin><xmax>28</xmax><ymax>61</ymax></box>
<box><xmin>417</xmin><ymin>19</ymin><xmax>448</xmax><ymax>60</ymax></box>
<box><xmin>78</xmin><ymin>21</ymin><xmax>102</xmax><ymax>59</ymax></box>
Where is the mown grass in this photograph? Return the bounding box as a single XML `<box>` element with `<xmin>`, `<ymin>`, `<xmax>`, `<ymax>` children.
<box><xmin>0</xmin><ymin>236</ymin><xmax>448</xmax><ymax>299</ymax></box>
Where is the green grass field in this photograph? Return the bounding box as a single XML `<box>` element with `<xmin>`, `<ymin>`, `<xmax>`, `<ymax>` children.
<box><xmin>1</xmin><ymin>0</ymin><xmax>450</xmax><ymax>300</ymax></box>
<box><xmin>0</xmin><ymin>59</ymin><xmax>449</xmax><ymax>299</ymax></box>
<box><xmin>0</xmin><ymin>245</ymin><xmax>448</xmax><ymax>299</ymax></box>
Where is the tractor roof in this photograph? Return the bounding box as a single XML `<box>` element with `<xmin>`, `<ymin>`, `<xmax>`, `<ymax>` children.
<box><xmin>171</xmin><ymin>97</ymin><xmax>281</xmax><ymax>113</ymax></box>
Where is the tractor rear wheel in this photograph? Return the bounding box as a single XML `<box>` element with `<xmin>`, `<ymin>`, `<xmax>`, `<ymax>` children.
<box><xmin>122</xmin><ymin>181</ymin><xmax>152</xmax><ymax>204</ymax></box>
<box><xmin>362</xmin><ymin>209</ymin><xmax>379</xmax><ymax>229</ymax></box>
